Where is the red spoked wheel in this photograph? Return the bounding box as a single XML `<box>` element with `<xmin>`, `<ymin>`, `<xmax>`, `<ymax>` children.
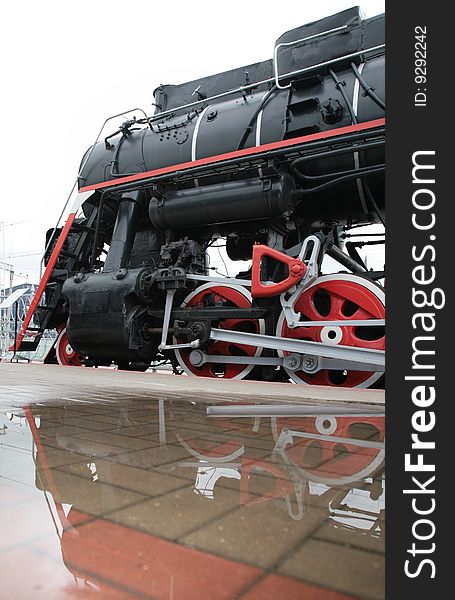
<box><xmin>55</xmin><ymin>327</ymin><xmax>82</xmax><ymax>366</ymax></box>
<box><xmin>276</xmin><ymin>274</ymin><xmax>385</xmax><ymax>387</ymax></box>
<box><xmin>173</xmin><ymin>283</ymin><xmax>264</xmax><ymax>379</ymax></box>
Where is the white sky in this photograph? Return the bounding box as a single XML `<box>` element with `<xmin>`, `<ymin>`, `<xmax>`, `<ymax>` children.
<box><xmin>0</xmin><ymin>0</ymin><xmax>385</xmax><ymax>286</ymax></box>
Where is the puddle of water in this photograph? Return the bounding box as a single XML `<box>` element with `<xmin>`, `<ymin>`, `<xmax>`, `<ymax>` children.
<box><xmin>0</xmin><ymin>393</ymin><xmax>384</xmax><ymax>599</ymax></box>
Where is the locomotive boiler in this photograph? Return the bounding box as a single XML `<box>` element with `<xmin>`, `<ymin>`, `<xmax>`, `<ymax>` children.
<box><xmin>16</xmin><ymin>7</ymin><xmax>385</xmax><ymax>387</ymax></box>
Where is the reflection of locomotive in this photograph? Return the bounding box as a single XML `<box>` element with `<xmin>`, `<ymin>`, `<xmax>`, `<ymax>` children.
<box><xmin>27</xmin><ymin>403</ymin><xmax>384</xmax><ymax>597</ymax></box>
<box><xmin>17</xmin><ymin>7</ymin><xmax>385</xmax><ymax>387</ymax></box>
<box><xmin>30</xmin><ymin>401</ymin><xmax>385</xmax><ymax>526</ymax></box>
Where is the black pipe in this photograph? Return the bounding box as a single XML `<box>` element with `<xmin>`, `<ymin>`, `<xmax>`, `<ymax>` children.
<box><xmin>236</xmin><ymin>86</ymin><xmax>277</xmax><ymax>150</ymax></box>
<box><xmin>104</xmin><ymin>191</ymin><xmax>143</xmax><ymax>272</ymax></box>
<box><xmin>364</xmin><ymin>180</ymin><xmax>386</xmax><ymax>226</ymax></box>
<box><xmin>110</xmin><ymin>133</ymin><xmax>143</xmax><ymax>178</ymax></box>
<box><xmin>290</xmin><ymin>135</ymin><xmax>385</xmax><ymax>224</ymax></box>
<box><xmin>294</xmin><ymin>163</ymin><xmax>384</xmax><ymax>186</ymax></box>
<box><xmin>329</xmin><ymin>68</ymin><xmax>358</xmax><ymax>124</ymax></box>
<box><xmin>350</xmin><ymin>62</ymin><xmax>385</xmax><ymax>111</ymax></box>
<box><xmin>327</xmin><ymin>244</ymin><xmax>367</xmax><ymax>273</ymax></box>
<box><xmin>290</xmin><ymin>140</ymin><xmax>384</xmax><ymax>179</ymax></box>
<box><xmin>89</xmin><ymin>193</ymin><xmax>105</xmax><ymax>270</ymax></box>
<box><xmin>295</xmin><ymin>165</ymin><xmax>385</xmax><ymax>194</ymax></box>
<box><xmin>330</xmin><ymin>67</ymin><xmax>385</xmax><ymax>225</ymax></box>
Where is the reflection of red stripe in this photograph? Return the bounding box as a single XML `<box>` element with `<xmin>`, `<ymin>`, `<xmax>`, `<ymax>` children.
<box><xmin>243</xmin><ymin>574</ymin><xmax>357</xmax><ymax>600</ymax></box>
<box><xmin>23</xmin><ymin>406</ymin><xmax>67</xmax><ymax>526</ymax></box>
<box><xmin>11</xmin><ymin>212</ymin><xmax>77</xmax><ymax>350</ymax></box>
<box><xmin>80</xmin><ymin>118</ymin><xmax>385</xmax><ymax>193</ymax></box>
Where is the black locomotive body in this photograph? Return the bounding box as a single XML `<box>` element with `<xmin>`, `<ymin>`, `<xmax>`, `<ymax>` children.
<box><xmin>20</xmin><ymin>7</ymin><xmax>385</xmax><ymax>387</ymax></box>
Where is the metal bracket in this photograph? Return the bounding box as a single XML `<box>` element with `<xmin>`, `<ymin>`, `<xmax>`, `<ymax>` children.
<box><xmin>280</xmin><ymin>235</ymin><xmax>321</xmax><ymax>327</ymax></box>
<box><xmin>280</xmin><ymin>236</ymin><xmax>384</xmax><ymax>329</ymax></box>
<box><xmin>158</xmin><ymin>289</ymin><xmax>200</xmax><ymax>351</ymax></box>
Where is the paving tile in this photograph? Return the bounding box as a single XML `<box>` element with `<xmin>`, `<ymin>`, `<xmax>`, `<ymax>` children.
<box><xmin>1</xmin><ymin>445</ymin><xmax>43</xmax><ymax>489</ymax></box>
<box><xmin>154</xmin><ymin>458</ymin><xmax>202</xmax><ymax>483</ymax></box>
<box><xmin>313</xmin><ymin>518</ymin><xmax>385</xmax><ymax>554</ymax></box>
<box><xmin>172</xmin><ymin>428</ymin><xmax>274</xmax><ymax>456</ymax></box>
<box><xmin>0</xmin><ymin>547</ymin><xmax>134</xmax><ymax>599</ymax></box>
<box><xmin>174</xmin><ymin>457</ymin><xmax>297</xmax><ymax>500</ymax></box>
<box><xmin>181</xmin><ymin>501</ymin><xmax>327</xmax><ymax>569</ymax></box>
<box><xmin>0</xmin><ymin>428</ymin><xmax>33</xmax><ymax>451</ymax></box>
<box><xmin>35</xmin><ymin>447</ymin><xmax>99</xmax><ymax>469</ymax></box>
<box><xmin>166</xmin><ymin>418</ymin><xmax>239</xmax><ymax>436</ymax></box>
<box><xmin>78</xmin><ymin>412</ymin><xmax>157</xmax><ymax>427</ymax></box>
<box><xmin>37</xmin><ymin>424</ymin><xmax>114</xmax><ymax>441</ymax></box>
<box><xmin>278</xmin><ymin>538</ymin><xmax>384</xmax><ymax>600</ymax></box>
<box><xmin>0</xmin><ymin>547</ymin><xmax>78</xmax><ymax>599</ymax></box>
<box><xmin>107</xmin><ymin>485</ymin><xmax>239</xmax><ymax>541</ymax></box>
<box><xmin>109</xmin><ymin>424</ymin><xmax>167</xmax><ymax>440</ymax></box>
<box><xmin>35</xmin><ymin>469</ymin><xmax>147</xmax><ymax>518</ymax></box>
<box><xmin>0</xmin><ymin>497</ymin><xmax>56</xmax><ymax>552</ymax></box>
<box><xmin>40</xmin><ymin>435</ymin><xmax>129</xmax><ymax>458</ymax></box>
<box><xmin>57</xmin><ymin>458</ymin><xmax>187</xmax><ymax>498</ymax></box>
<box><xmin>106</xmin><ymin>444</ymin><xmax>190</xmax><ymax>470</ymax></box>
<box><xmin>66</xmin><ymin>430</ymin><xmax>161</xmax><ymax>452</ymax></box>
<box><xmin>52</xmin><ymin>517</ymin><xmax>261</xmax><ymax>600</ymax></box>
<box><xmin>45</xmin><ymin>417</ymin><xmax>119</xmax><ymax>432</ymax></box>
<box><xmin>0</xmin><ymin>480</ymin><xmax>39</xmax><ymax>507</ymax></box>
<box><xmin>241</xmin><ymin>573</ymin><xmax>358</xmax><ymax>600</ymax></box>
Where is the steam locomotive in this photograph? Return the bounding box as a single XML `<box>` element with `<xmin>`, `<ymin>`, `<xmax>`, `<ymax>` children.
<box><xmin>17</xmin><ymin>7</ymin><xmax>385</xmax><ymax>387</ymax></box>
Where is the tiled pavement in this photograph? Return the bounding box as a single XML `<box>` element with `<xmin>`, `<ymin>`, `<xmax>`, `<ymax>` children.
<box><xmin>0</xmin><ymin>362</ymin><xmax>385</xmax><ymax>599</ymax></box>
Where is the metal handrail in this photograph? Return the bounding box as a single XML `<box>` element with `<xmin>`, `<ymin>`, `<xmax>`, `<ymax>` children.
<box><xmin>145</xmin><ymin>43</ymin><xmax>385</xmax><ymax>123</ymax></box>
<box><xmin>273</xmin><ymin>25</ymin><xmax>349</xmax><ymax>90</ymax></box>
<box><xmin>39</xmin><ymin>107</ymin><xmax>149</xmax><ymax>278</ymax></box>
<box><xmin>274</xmin><ymin>44</ymin><xmax>385</xmax><ymax>89</ymax></box>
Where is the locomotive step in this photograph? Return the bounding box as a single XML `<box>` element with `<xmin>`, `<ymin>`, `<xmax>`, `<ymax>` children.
<box><xmin>17</xmin><ymin>340</ymin><xmax>41</xmax><ymax>351</ymax></box>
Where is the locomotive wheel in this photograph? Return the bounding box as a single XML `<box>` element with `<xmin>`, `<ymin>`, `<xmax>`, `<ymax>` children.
<box><xmin>276</xmin><ymin>274</ymin><xmax>385</xmax><ymax>387</ymax></box>
<box><xmin>173</xmin><ymin>283</ymin><xmax>264</xmax><ymax>379</ymax></box>
<box><xmin>55</xmin><ymin>327</ymin><xmax>82</xmax><ymax>367</ymax></box>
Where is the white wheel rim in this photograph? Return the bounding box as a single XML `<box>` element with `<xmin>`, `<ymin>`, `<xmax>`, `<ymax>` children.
<box><xmin>55</xmin><ymin>327</ymin><xmax>74</xmax><ymax>366</ymax></box>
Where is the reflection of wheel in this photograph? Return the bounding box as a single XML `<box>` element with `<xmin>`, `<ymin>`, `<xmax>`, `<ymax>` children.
<box><xmin>55</xmin><ymin>327</ymin><xmax>82</xmax><ymax>366</ymax></box>
<box><xmin>275</xmin><ymin>416</ymin><xmax>385</xmax><ymax>485</ymax></box>
<box><xmin>276</xmin><ymin>274</ymin><xmax>385</xmax><ymax>387</ymax></box>
<box><xmin>173</xmin><ymin>283</ymin><xmax>264</xmax><ymax>379</ymax></box>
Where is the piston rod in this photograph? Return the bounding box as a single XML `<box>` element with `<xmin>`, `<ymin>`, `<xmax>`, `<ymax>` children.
<box><xmin>188</xmin><ymin>350</ymin><xmax>382</xmax><ymax>372</ymax></box>
<box><xmin>209</xmin><ymin>328</ymin><xmax>384</xmax><ymax>366</ymax></box>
